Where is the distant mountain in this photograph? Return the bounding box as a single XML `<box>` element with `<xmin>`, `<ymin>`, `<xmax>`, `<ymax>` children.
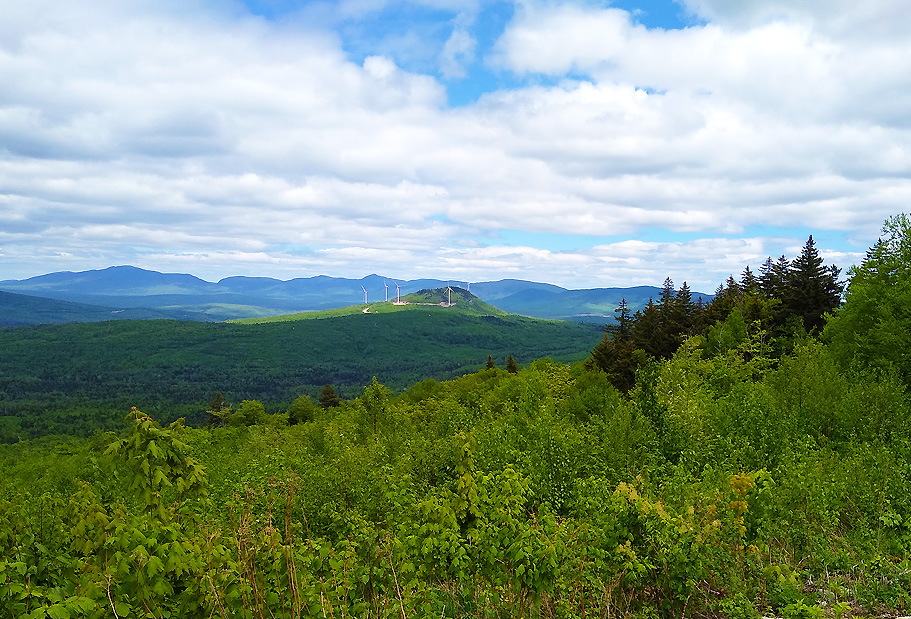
<box><xmin>468</xmin><ymin>279</ymin><xmax>567</xmax><ymax>301</ymax></box>
<box><xmin>491</xmin><ymin>285</ymin><xmax>714</xmax><ymax>322</ymax></box>
<box><xmin>0</xmin><ymin>266</ymin><xmax>712</xmax><ymax>324</ymax></box>
<box><xmin>0</xmin><ymin>290</ymin><xmax>213</xmax><ymax>326</ymax></box>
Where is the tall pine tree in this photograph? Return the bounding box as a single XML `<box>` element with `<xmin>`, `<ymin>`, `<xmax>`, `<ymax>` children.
<box><xmin>784</xmin><ymin>235</ymin><xmax>843</xmax><ymax>332</ymax></box>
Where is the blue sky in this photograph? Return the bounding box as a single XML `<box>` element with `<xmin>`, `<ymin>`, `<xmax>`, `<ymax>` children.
<box><xmin>1</xmin><ymin>0</ymin><xmax>908</xmax><ymax>290</ymax></box>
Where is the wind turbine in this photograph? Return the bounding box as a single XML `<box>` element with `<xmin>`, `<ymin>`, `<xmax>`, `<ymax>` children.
<box><xmin>361</xmin><ymin>285</ymin><xmax>368</xmax><ymax>305</ymax></box>
<box><xmin>384</xmin><ymin>281</ymin><xmax>388</xmax><ymax>302</ymax></box>
<box><xmin>393</xmin><ymin>280</ymin><xmax>402</xmax><ymax>304</ymax></box>
<box><xmin>447</xmin><ymin>283</ymin><xmax>453</xmax><ymax>306</ymax></box>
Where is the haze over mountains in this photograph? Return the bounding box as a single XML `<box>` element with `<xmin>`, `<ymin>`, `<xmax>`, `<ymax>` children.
<box><xmin>0</xmin><ymin>265</ymin><xmax>712</xmax><ymax>325</ymax></box>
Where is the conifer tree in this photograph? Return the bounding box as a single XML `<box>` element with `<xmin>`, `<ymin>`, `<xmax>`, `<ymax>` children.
<box><xmin>784</xmin><ymin>235</ymin><xmax>843</xmax><ymax>332</ymax></box>
<box><xmin>740</xmin><ymin>266</ymin><xmax>759</xmax><ymax>294</ymax></box>
<box><xmin>205</xmin><ymin>391</ymin><xmax>230</xmax><ymax>427</ymax></box>
<box><xmin>612</xmin><ymin>298</ymin><xmax>632</xmax><ymax>342</ymax></box>
<box><xmin>759</xmin><ymin>255</ymin><xmax>790</xmax><ymax>299</ymax></box>
<box><xmin>506</xmin><ymin>355</ymin><xmax>519</xmax><ymax>374</ymax></box>
<box><xmin>632</xmin><ymin>299</ymin><xmax>664</xmax><ymax>358</ymax></box>
<box><xmin>318</xmin><ymin>384</ymin><xmax>342</xmax><ymax>408</ymax></box>
<box><xmin>675</xmin><ymin>282</ymin><xmax>697</xmax><ymax>331</ymax></box>
<box><xmin>758</xmin><ymin>257</ymin><xmax>775</xmax><ymax>297</ymax></box>
<box><xmin>587</xmin><ymin>335</ymin><xmax>643</xmax><ymax>392</ymax></box>
<box><xmin>486</xmin><ymin>354</ymin><xmax>496</xmax><ymax>370</ymax></box>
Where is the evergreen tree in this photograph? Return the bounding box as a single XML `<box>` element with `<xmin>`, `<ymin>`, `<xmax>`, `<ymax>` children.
<box><xmin>318</xmin><ymin>384</ymin><xmax>341</xmax><ymax>408</ymax></box>
<box><xmin>658</xmin><ymin>277</ymin><xmax>676</xmax><ymax>310</ymax></box>
<box><xmin>205</xmin><ymin>391</ymin><xmax>230</xmax><ymax>427</ymax></box>
<box><xmin>632</xmin><ymin>300</ymin><xmax>671</xmax><ymax>359</ymax></box>
<box><xmin>784</xmin><ymin>235</ymin><xmax>843</xmax><ymax>332</ymax></box>
<box><xmin>772</xmin><ymin>256</ymin><xmax>791</xmax><ymax>296</ymax></box>
<box><xmin>674</xmin><ymin>282</ymin><xmax>697</xmax><ymax>332</ymax></box>
<box><xmin>614</xmin><ymin>298</ymin><xmax>632</xmax><ymax>342</ymax></box>
<box><xmin>698</xmin><ymin>276</ymin><xmax>740</xmax><ymax>332</ymax></box>
<box><xmin>587</xmin><ymin>336</ymin><xmax>644</xmax><ymax>392</ymax></box>
<box><xmin>654</xmin><ymin>279</ymin><xmax>681</xmax><ymax>358</ymax></box>
<box><xmin>629</xmin><ymin>278</ymin><xmax>698</xmax><ymax>359</ymax></box>
<box><xmin>758</xmin><ymin>256</ymin><xmax>775</xmax><ymax>296</ymax></box>
<box><xmin>505</xmin><ymin>355</ymin><xmax>519</xmax><ymax>374</ymax></box>
<box><xmin>740</xmin><ymin>266</ymin><xmax>759</xmax><ymax>294</ymax></box>
<box><xmin>759</xmin><ymin>255</ymin><xmax>790</xmax><ymax>299</ymax></box>
<box><xmin>605</xmin><ymin>298</ymin><xmax>633</xmax><ymax>342</ymax></box>
<box><xmin>486</xmin><ymin>354</ymin><xmax>496</xmax><ymax>370</ymax></box>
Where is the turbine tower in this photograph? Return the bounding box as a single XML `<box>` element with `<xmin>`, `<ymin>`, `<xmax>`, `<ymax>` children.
<box><xmin>447</xmin><ymin>284</ymin><xmax>453</xmax><ymax>307</ymax></box>
<box><xmin>361</xmin><ymin>285</ymin><xmax>368</xmax><ymax>305</ymax></box>
<box><xmin>384</xmin><ymin>281</ymin><xmax>389</xmax><ymax>302</ymax></box>
<box><xmin>393</xmin><ymin>280</ymin><xmax>402</xmax><ymax>304</ymax></box>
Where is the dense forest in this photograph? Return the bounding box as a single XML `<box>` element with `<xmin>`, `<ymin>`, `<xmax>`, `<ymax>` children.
<box><xmin>0</xmin><ymin>308</ymin><xmax>601</xmax><ymax>441</ymax></box>
<box><xmin>1</xmin><ymin>215</ymin><xmax>910</xmax><ymax>618</ymax></box>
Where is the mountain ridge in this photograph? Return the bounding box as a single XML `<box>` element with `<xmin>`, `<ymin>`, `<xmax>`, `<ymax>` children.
<box><xmin>1</xmin><ymin>265</ymin><xmax>711</xmax><ymax>325</ymax></box>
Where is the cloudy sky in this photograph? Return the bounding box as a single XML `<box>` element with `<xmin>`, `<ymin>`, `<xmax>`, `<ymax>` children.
<box><xmin>2</xmin><ymin>0</ymin><xmax>909</xmax><ymax>291</ymax></box>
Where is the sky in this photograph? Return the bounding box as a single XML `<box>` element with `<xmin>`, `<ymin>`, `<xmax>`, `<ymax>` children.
<box><xmin>1</xmin><ymin>0</ymin><xmax>910</xmax><ymax>292</ymax></box>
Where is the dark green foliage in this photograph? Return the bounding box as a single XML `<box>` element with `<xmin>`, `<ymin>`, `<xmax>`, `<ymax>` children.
<box><xmin>784</xmin><ymin>235</ymin><xmax>843</xmax><ymax>333</ymax></box>
<box><xmin>318</xmin><ymin>384</ymin><xmax>342</xmax><ymax>408</ymax></box>
<box><xmin>505</xmin><ymin>354</ymin><xmax>519</xmax><ymax>374</ymax></box>
<box><xmin>586</xmin><ymin>337</ymin><xmax>646</xmax><ymax>393</ymax></box>
<box><xmin>205</xmin><ymin>391</ymin><xmax>230</xmax><ymax>427</ymax></box>
<box><xmin>0</xmin><ymin>311</ymin><xmax>601</xmax><ymax>438</ymax></box>
<box><xmin>612</xmin><ymin>297</ymin><xmax>633</xmax><ymax>340</ymax></box>
<box><xmin>592</xmin><ymin>237</ymin><xmax>842</xmax><ymax>376</ymax></box>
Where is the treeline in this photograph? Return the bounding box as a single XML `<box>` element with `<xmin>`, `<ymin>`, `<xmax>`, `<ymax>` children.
<box><xmin>590</xmin><ymin>235</ymin><xmax>844</xmax><ymax>391</ymax></box>
<box><xmin>1</xmin><ymin>216</ymin><xmax>910</xmax><ymax>618</ymax></box>
<box><xmin>0</xmin><ymin>312</ymin><xmax>601</xmax><ymax>441</ymax></box>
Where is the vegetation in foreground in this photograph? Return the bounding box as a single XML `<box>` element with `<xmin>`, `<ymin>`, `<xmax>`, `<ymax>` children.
<box><xmin>1</xmin><ymin>216</ymin><xmax>910</xmax><ymax>618</ymax></box>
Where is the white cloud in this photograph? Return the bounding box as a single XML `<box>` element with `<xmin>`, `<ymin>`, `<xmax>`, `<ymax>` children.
<box><xmin>678</xmin><ymin>0</ymin><xmax>911</xmax><ymax>41</ymax></box>
<box><xmin>440</xmin><ymin>28</ymin><xmax>477</xmax><ymax>78</ymax></box>
<box><xmin>0</xmin><ymin>0</ymin><xmax>904</xmax><ymax>289</ymax></box>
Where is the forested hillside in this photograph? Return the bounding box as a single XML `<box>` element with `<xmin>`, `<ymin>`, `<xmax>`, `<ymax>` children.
<box><xmin>1</xmin><ymin>218</ymin><xmax>910</xmax><ymax>618</ymax></box>
<box><xmin>0</xmin><ymin>304</ymin><xmax>601</xmax><ymax>440</ymax></box>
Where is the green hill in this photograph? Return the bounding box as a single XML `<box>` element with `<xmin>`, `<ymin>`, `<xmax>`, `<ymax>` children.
<box><xmin>0</xmin><ymin>290</ymin><xmax>211</xmax><ymax>325</ymax></box>
<box><xmin>0</xmin><ymin>304</ymin><xmax>601</xmax><ymax>439</ymax></box>
<box><xmin>231</xmin><ymin>286</ymin><xmax>507</xmax><ymax>323</ymax></box>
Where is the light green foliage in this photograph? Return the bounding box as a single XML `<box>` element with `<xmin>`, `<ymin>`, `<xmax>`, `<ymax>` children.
<box><xmin>361</xmin><ymin>376</ymin><xmax>390</xmax><ymax>437</ymax></box>
<box><xmin>230</xmin><ymin>399</ymin><xmax>266</xmax><ymax>426</ymax></box>
<box><xmin>704</xmin><ymin>308</ymin><xmax>749</xmax><ymax>356</ymax></box>
<box><xmin>826</xmin><ymin>213</ymin><xmax>911</xmax><ymax>385</ymax></box>
<box><xmin>287</xmin><ymin>393</ymin><xmax>316</xmax><ymax>425</ymax></box>
<box><xmin>105</xmin><ymin>408</ymin><xmax>208</xmax><ymax>520</ymax></box>
<box><xmin>4</xmin><ymin>229</ymin><xmax>911</xmax><ymax>619</ymax></box>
